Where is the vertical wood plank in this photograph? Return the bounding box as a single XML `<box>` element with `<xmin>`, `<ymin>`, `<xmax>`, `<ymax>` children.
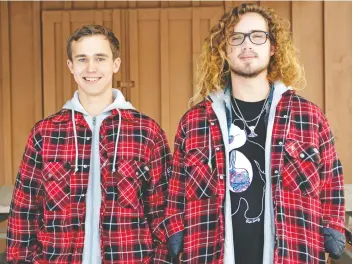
<box><xmin>292</xmin><ymin>2</ymin><xmax>324</xmax><ymax>109</ymax></box>
<box><xmin>113</xmin><ymin>10</ymin><xmax>122</xmax><ymax>87</ymax></box>
<box><xmin>32</xmin><ymin>2</ymin><xmax>43</xmax><ymax>122</ymax></box>
<box><xmin>42</xmin><ymin>12</ymin><xmax>58</xmax><ymax>117</ymax></box>
<box><xmin>95</xmin><ymin>10</ymin><xmax>103</xmax><ymax>25</ymax></box>
<box><xmin>129</xmin><ymin>9</ymin><xmax>140</xmax><ymax>108</ymax></box>
<box><xmin>160</xmin><ymin>9</ymin><xmax>170</xmax><ymax>140</ymax></box>
<box><xmin>260</xmin><ymin>1</ymin><xmax>291</xmax><ymax>26</ymax></box>
<box><xmin>192</xmin><ymin>8</ymin><xmax>201</xmax><ymax>96</ymax></box>
<box><xmin>224</xmin><ymin>1</ymin><xmax>233</xmax><ymax>12</ymax></box>
<box><xmin>0</xmin><ymin>2</ymin><xmax>12</xmax><ymax>185</ymax></box>
<box><xmin>62</xmin><ymin>11</ymin><xmax>72</xmax><ymax>100</ymax></box>
<box><xmin>324</xmin><ymin>1</ymin><xmax>352</xmax><ymax>184</ymax></box>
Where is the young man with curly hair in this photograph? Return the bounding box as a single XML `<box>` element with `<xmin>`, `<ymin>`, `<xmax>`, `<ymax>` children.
<box><xmin>165</xmin><ymin>3</ymin><xmax>345</xmax><ymax>264</ymax></box>
<box><xmin>6</xmin><ymin>25</ymin><xmax>172</xmax><ymax>263</ymax></box>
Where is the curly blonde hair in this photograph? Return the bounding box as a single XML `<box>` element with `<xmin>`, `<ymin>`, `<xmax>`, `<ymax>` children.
<box><xmin>194</xmin><ymin>3</ymin><xmax>305</xmax><ymax>102</ymax></box>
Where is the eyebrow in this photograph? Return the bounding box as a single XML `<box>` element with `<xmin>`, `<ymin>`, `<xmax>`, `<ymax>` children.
<box><xmin>74</xmin><ymin>53</ymin><xmax>109</xmax><ymax>58</ymax></box>
<box><xmin>233</xmin><ymin>30</ymin><xmax>267</xmax><ymax>33</ymax></box>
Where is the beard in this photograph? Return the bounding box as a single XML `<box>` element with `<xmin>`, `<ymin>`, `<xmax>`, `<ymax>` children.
<box><xmin>230</xmin><ymin>61</ymin><xmax>269</xmax><ymax>78</ymax></box>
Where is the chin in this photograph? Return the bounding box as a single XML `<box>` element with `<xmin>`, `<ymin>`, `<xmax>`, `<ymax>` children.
<box><xmin>79</xmin><ymin>86</ymin><xmax>109</xmax><ymax>96</ymax></box>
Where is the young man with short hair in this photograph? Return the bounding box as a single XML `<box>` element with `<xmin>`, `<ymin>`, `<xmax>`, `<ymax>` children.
<box><xmin>7</xmin><ymin>25</ymin><xmax>171</xmax><ymax>263</ymax></box>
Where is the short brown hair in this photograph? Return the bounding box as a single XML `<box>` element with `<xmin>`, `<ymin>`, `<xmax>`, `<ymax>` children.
<box><xmin>66</xmin><ymin>24</ymin><xmax>120</xmax><ymax>61</ymax></box>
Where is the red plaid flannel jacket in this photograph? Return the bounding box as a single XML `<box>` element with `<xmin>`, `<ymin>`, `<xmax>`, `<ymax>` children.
<box><xmin>7</xmin><ymin>108</ymin><xmax>172</xmax><ymax>263</ymax></box>
<box><xmin>165</xmin><ymin>90</ymin><xmax>345</xmax><ymax>264</ymax></box>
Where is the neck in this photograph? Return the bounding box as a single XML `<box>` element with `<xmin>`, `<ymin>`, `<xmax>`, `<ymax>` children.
<box><xmin>78</xmin><ymin>88</ymin><xmax>114</xmax><ymax>116</ymax></box>
<box><xmin>230</xmin><ymin>71</ymin><xmax>270</xmax><ymax>102</ymax></box>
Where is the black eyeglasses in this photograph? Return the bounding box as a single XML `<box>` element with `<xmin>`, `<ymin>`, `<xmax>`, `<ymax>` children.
<box><xmin>227</xmin><ymin>31</ymin><xmax>270</xmax><ymax>46</ymax></box>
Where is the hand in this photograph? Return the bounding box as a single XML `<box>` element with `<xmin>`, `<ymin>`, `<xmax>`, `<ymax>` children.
<box><xmin>324</xmin><ymin>227</ymin><xmax>345</xmax><ymax>259</ymax></box>
<box><xmin>167</xmin><ymin>231</ymin><xmax>184</xmax><ymax>257</ymax></box>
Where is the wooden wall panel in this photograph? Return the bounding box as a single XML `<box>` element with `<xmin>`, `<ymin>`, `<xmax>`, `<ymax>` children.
<box><xmin>137</xmin><ymin>11</ymin><xmax>161</xmax><ymax>123</ymax></box>
<box><xmin>260</xmin><ymin>1</ymin><xmax>291</xmax><ymax>25</ymax></box>
<box><xmin>324</xmin><ymin>1</ymin><xmax>352</xmax><ymax>184</ymax></box>
<box><xmin>0</xmin><ymin>2</ymin><xmax>12</xmax><ymax>186</ymax></box>
<box><xmin>0</xmin><ymin>1</ymin><xmax>351</xmax><ymax>186</ymax></box>
<box><xmin>292</xmin><ymin>1</ymin><xmax>324</xmax><ymax>109</ymax></box>
<box><xmin>10</xmin><ymin>1</ymin><xmax>42</xmax><ymax>184</ymax></box>
<box><xmin>168</xmin><ymin>11</ymin><xmax>193</xmax><ymax>147</ymax></box>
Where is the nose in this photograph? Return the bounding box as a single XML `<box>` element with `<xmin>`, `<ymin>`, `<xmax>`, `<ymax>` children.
<box><xmin>87</xmin><ymin>59</ymin><xmax>97</xmax><ymax>72</ymax></box>
<box><xmin>241</xmin><ymin>35</ymin><xmax>252</xmax><ymax>51</ymax></box>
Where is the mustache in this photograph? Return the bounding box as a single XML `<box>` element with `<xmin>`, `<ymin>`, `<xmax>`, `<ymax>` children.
<box><xmin>238</xmin><ymin>52</ymin><xmax>258</xmax><ymax>58</ymax></box>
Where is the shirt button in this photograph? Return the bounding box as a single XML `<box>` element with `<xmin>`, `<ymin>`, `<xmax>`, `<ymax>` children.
<box><xmin>278</xmin><ymin>141</ymin><xmax>283</xmax><ymax>145</ymax></box>
<box><xmin>283</xmin><ymin>115</ymin><xmax>288</xmax><ymax>118</ymax></box>
<box><xmin>300</xmin><ymin>153</ymin><xmax>305</xmax><ymax>159</ymax></box>
<box><xmin>144</xmin><ymin>166</ymin><xmax>150</xmax><ymax>171</ymax></box>
<box><xmin>220</xmin><ymin>175</ymin><xmax>224</xmax><ymax>180</ymax></box>
<box><xmin>86</xmin><ymin>137</ymin><xmax>91</xmax><ymax>141</ymax></box>
<box><xmin>83</xmin><ymin>165</ymin><xmax>88</xmax><ymax>168</ymax></box>
<box><xmin>136</xmin><ymin>172</ymin><xmax>139</xmax><ymax>175</ymax></box>
<box><xmin>216</xmin><ymin>147</ymin><xmax>220</xmax><ymax>151</ymax></box>
<box><xmin>211</xmin><ymin>122</ymin><xmax>215</xmax><ymax>126</ymax></box>
<box><xmin>274</xmin><ymin>170</ymin><xmax>279</xmax><ymax>174</ymax></box>
<box><xmin>81</xmin><ymin>194</ymin><xmax>85</xmax><ymax>197</ymax></box>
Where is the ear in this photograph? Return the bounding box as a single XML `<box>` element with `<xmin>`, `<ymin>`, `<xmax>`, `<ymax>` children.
<box><xmin>113</xmin><ymin>57</ymin><xmax>121</xmax><ymax>73</ymax></box>
<box><xmin>67</xmin><ymin>59</ymin><xmax>74</xmax><ymax>74</ymax></box>
<box><xmin>270</xmin><ymin>45</ymin><xmax>275</xmax><ymax>56</ymax></box>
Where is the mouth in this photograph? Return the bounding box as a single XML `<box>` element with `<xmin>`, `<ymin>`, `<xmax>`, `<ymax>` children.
<box><xmin>83</xmin><ymin>77</ymin><xmax>102</xmax><ymax>83</ymax></box>
<box><xmin>240</xmin><ymin>56</ymin><xmax>256</xmax><ymax>60</ymax></box>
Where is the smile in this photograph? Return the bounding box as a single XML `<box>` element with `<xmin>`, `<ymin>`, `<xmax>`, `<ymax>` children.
<box><xmin>83</xmin><ymin>77</ymin><xmax>101</xmax><ymax>82</ymax></box>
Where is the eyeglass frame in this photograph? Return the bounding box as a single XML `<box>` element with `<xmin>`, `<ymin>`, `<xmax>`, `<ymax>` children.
<box><xmin>227</xmin><ymin>30</ymin><xmax>270</xmax><ymax>46</ymax></box>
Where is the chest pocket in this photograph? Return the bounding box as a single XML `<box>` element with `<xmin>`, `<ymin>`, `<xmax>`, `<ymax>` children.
<box><xmin>281</xmin><ymin>139</ymin><xmax>322</xmax><ymax>197</ymax></box>
<box><xmin>110</xmin><ymin>160</ymin><xmax>149</xmax><ymax>209</ymax></box>
<box><xmin>184</xmin><ymin>147</ymin><xmax>217</xmax><ymax>200</ymax></box>
<box><xmin>42</xmin><ymin>162</ymin><xmax>71</xmax><ymax>211</ymax></box>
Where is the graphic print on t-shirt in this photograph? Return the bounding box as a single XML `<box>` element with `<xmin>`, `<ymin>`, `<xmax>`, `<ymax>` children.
<box><xmin>228</xmin><ymin>123</ymin><xmax>265</xmax><ymax>224</ymax></box>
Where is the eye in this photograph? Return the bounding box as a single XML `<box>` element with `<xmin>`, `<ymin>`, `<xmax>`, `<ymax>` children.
<box><xmin>232</xmin><ymin>34</ymin><xmax>243</xmax><ymax>40</ymax></box>
<box><xmin>97</xmin><ymin>57</ymin><xmax>105</xmax><ymax>62</ymax></box>
<box><xmin>78</xmin><ymin>58</ymin><xmax>86</xmax><ymax>62</ymax></box>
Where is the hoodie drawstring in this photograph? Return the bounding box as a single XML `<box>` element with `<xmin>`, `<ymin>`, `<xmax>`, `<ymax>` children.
<box><xmin>71</xmin><ymin>108</ymin><xmax>122</xmax><ymax>174</ymax></box>
<box><xmin>208</xmin><ymin>126</ymin><xmax>213</xmax><ymax>170</ymax></box>
<box><xmin>112</xmin><ymin>108</ymin><xmax>122</xmax><ymax>173</ymax></box>
<box><xmin>71</xmin><ymin>109</ymin><xmax>79</xmax><ymax>173</ymax></box>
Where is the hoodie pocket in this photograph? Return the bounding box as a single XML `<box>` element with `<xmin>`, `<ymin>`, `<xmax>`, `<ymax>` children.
<box><xmin>281</xmin><ymin>139</ymin><xmax>322</xmax><ymax>197</ymax></box>
<box><xmin>184</xmin><ymin>147</ymin><xmax>217</xmax><ymax>200</ymax></box>
<box><xmin>42</xmin><ymin>162</ymin><xmax>71</xmax><ymax>211</ymax></box>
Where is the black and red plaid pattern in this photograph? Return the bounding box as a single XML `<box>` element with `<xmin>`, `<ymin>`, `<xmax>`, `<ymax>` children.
<box><xmin>165</xmin><ymin>90</ymin><xmax>345</xmax><ymax>264</ymax></box>
<box><xmin>6</xmin><ymin>108</ymin><xmax>172</xmax><ymax>263</ymax></box>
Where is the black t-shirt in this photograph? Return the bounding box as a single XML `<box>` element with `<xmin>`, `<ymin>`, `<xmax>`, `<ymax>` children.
<box><xmin>229</xmin><ymin>97</ymin><xmax>267</xmax><ymax>264</ymax></box>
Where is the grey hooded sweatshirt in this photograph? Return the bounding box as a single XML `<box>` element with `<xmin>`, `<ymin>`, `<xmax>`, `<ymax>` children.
<box><xmin>63</xmin><ymin>89</ymin><xmax>134</xmax><ymax>264</ymax></box>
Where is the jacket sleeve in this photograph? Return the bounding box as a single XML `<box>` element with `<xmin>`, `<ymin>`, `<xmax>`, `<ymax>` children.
<box><xmin>6</xmin><ymin>126</ymin><xmax>44</xmax><ymax>263</ymax></box>
<box><xmin>319</xmin><ymin>114</ymin><xmax>345</xmax><ymax>234</ymax></box>
<box><xmin>164</xmin><ymin>120</ymin><xmax>186</xmax><ymax>239</ymax></box>
<box><xmin>143</xmin><ymin>126</ymin><xmax>172</xmax><ymax>262</ymax></box>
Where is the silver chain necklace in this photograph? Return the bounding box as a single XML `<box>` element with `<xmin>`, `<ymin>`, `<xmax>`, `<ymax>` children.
<box><xmin>231</xmin><ymin>103</ymin><xmax>263</xmax><ymax>122</ymax></box>
<box><xmin>232</xmin><ymin>94</ymin><xmax>269</xmax><ymax>138</ymax></box>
